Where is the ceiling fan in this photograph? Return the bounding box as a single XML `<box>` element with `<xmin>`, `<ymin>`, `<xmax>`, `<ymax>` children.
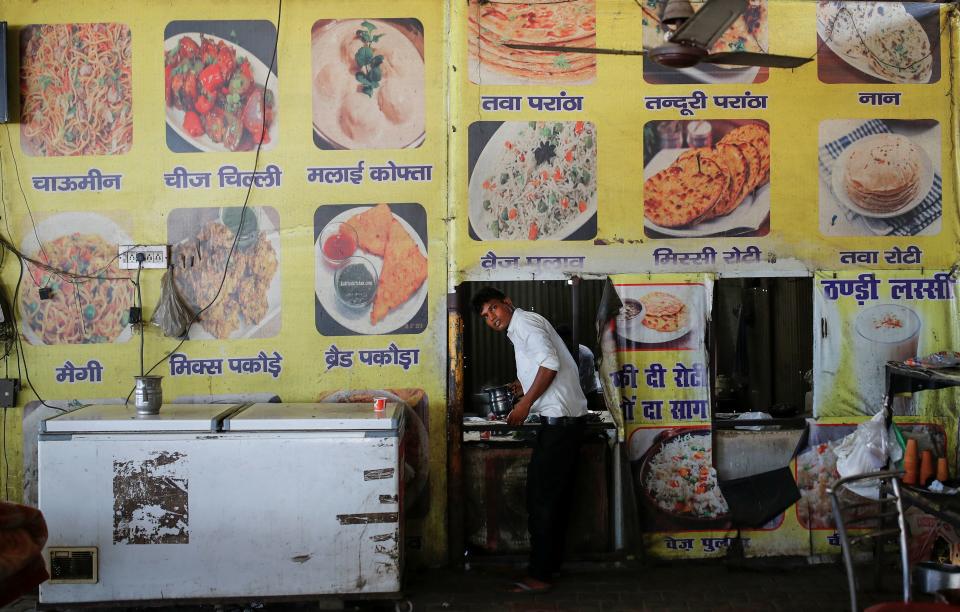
<box><xmin>502</xmin><ymin>0</ymin><xmax>812</xmax><ymax>69</ymax></box>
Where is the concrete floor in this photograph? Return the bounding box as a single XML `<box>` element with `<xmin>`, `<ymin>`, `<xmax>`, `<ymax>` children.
<box><xmin>4</xmin><ymin>558</ymin><xmax>949</xmax><ymax>612</ymax></box>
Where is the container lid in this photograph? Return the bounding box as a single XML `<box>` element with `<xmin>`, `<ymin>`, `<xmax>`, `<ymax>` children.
<box><xmin>224</xmin><ymin>402</ymin><xmax>402</xmax><ymax>431</ymax></box>
<box><xmin>42</xmin><ymin>404</ymin><xmax>243</xmax><ymax>433</ymax></box>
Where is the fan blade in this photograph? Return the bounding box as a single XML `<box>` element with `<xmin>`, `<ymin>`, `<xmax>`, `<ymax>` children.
<box><xmin>503</xmin><ymin>43</ymin><xmax>645</xmax><ymax>56</ymax></box>
<box><xmin>702</xmin><ymin>51</ymin><xmax>812</xmax><ymax>68</ymax></box>
<box><xmin>670</xmin><ymin>0</ymin><xmax>748</xmax><ymax>50</ymax></box>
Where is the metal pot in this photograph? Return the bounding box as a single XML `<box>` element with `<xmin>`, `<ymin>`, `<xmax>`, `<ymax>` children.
<box><xmin>916</xmin><ymin>562</ymin><xmax>960</xmax><ymax>594</ymax></box>
<box><xmin>473</xmin><ymin>384</ymin><xmax>515</xmax><ymax>418</ymax></box>
<box><xmin>134</xmin><ymin>375</ymin><xmax>163</xmax><ymax>416</ymax></box>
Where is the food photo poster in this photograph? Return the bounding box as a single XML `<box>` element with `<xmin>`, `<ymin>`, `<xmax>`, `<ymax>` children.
<box><xmin>448</xmin><ymin>0</ymin><xmax>956</xmax><ymax>282</ymax></box>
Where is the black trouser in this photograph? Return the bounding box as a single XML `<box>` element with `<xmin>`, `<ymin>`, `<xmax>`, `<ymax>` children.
<box><xmin>526</xmin><ymin>421</ymin><xmax>584</xmax><ymax>582</ymax></box>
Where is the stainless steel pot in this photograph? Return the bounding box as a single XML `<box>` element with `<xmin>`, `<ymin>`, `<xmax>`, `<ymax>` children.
<box><xmin>915</xmin><ymin>561</ymin><xmax>960</xmax><ymax>594</ymax></box>
<box><xmin>473</xmin><ymin>384</ymin><xmax>515</xmax><ymax>418</ymax></box>
<box><xmin>134</xmin><ymin>375</ymin><xmax>163</xmax><ymax>416</ymax></box>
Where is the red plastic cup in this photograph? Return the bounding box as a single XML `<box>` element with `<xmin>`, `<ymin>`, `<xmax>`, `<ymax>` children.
<box><xmin>373</xmin><ymin>397</ymin><xmax>387</xmax><ymax>412</ymax></box>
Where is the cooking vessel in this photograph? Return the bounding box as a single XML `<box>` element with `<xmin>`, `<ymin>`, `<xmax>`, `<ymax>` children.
<box><xmin>473</xmin><ymin>384</ymin><xmax>516</xmax><ymax>418</ymax></box>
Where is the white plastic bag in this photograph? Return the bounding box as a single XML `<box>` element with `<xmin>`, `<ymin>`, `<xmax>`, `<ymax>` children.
<box><xmin>834</xmin><ymin>412</ymin><xmax>892</xmax><ymax>498</ymax></box>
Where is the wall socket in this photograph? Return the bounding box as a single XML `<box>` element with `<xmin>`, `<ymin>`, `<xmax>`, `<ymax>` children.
<box><xmin>118</xmin><ymin>245</ymin><xmax>169</xmax><ymax>269</ymax></box>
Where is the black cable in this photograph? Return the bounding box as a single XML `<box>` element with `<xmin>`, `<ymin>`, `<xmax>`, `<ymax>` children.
<box><xmin>3</xmin><ymin>126</ymin><xmax>50</xmax><ymax>270</ymax></box>
<box><xmin>125</xmin><ymin>0</ymin><xmax>284</xmax><ymax>403</ymax></box>
<box><xmin>136</xmin><ymin>261</ymin><xmax>144</xmax><ymax>377</ymax></box>
<box><xmin>9</xmin><ymin>249</ymin><xmax>65</xmax><ymax>413</ymax></box>
<box><xmin>2</xmin><ymin>409</ymin><xmax>7</xmax><ymax>501</ymax></box>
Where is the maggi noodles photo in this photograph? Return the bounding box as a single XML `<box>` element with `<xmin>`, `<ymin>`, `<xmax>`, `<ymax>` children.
<box><xmin>18</xmin><ymin>213</ymin><xmax>134</xmax><ymax>345</ymax></box>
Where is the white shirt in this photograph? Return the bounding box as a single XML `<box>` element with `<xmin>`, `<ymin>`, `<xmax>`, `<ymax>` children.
<box><xmin>507</xmin><ymin>308</ymin><xmax>587</xmax><ymax>418</ymax></box>
<box><xmin>577</xmin><ymin>344</ymin><xmax>602</xmax><ymax>395</ymax></box>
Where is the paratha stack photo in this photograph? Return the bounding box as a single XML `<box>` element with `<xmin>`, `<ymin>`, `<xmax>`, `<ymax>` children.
<box><xmin>816</xmin><ymin>1</ymin><xmax>938</xmax><ymax>84</ymax></box>
<box><xmin>817</xmin><ymin>119</ymin><xmax>941</xmax><ymax>237</ymax></box>
<box><xmin>830</xmin><ymin>133</ymin><xmax>933</xmax><ymax>219</ymax></box>
<box><xmin>468</xmin><ymin>0</ymin><xmax>596</xmax><ymax>85</ymax></box>
<box><xmin>841</xmin><ymin>134</ymin><xmax>923</xmax><ymax>214</ymax></box>
<box><xmin>639</xmin><ymin>291</ymin><xmax>688</xmax><ymax>333</ymax></box>
<box><xmin>615</xmin><ymin>285</ymin><xmax>702</xmax><ymax>347</ymax></box>
<box><xmin>643</xmin><ymin>121</ymin><xmax>771</xmax><ymax>238</ymax></box>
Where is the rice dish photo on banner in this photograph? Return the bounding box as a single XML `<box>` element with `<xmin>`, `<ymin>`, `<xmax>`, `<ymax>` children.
<box><xmin>641</xmin><ymin>0</ymin><xmax>769</xmax><ymax>85</ymax></box>
<box><xmin>613</xmin><ymin>283</ymin><xmax>706</xmax><ymax>350</ymax></box>
<box><xmin>629</xmin><ymin>426</ymin><xmax>731</xmax><ymax>531</ymax></box>
<box><xmin>311</xmin><ymin>18</ymin><xmax>424</xmax><ymax>150</ymax></box>
<box><xmin>643</xmin><ymin>120</ymin><xmax>770</xmax><ymax>239</ymax></box>
<box><xmin>816</xmin><ymin>1</ymin><xmax>940</xmax><ymax>84</ymax></box>
<box><xmin>168</xmin><ymin>206</ymin><xmax>282</xmax><ymax>340</ymax></box>
<box><xmin>818</xmin><ymin>119</ymin><xmax>941</xmax><ymax>237</ymax></box>
<box><xmin>468</xmin><ymin>121</ymin><xmax>598</xmax><ymax>241</ymax></box>
<box><xmin>467</xmin><ymin>0</ymin><xmax>596</xmax><ymax>86</ymax></box>
<box><xmin>164</xmin><ymin>20</ymin><xmax>278</xmax><ymax>153</ymax></box>
<box><xmin>314</xmin><ymin>203</ymin><xmax>428</xmax><ymax>336</ymax></box>
<box><xmin>18</xmin><ymin>212</ymin><xmax>135</xmax><ymax>345</ymax></box>
<box><xmin>20</xmin><ymin>23</ymin><xmax>133</xmax><ymax>156</ymax></box>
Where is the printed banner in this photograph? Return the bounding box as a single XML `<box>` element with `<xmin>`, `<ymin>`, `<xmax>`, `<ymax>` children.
<box><xmin>601</xmin><ymin>274</ymin><xmax>735</xmax><ymax>558</ymax></box>
<box><xmin>814</xmin><ymin>270</ymin><xmax>960</xmax><ymax>418</ymax></box>
<box><xmin>450</xmin><ymin>1</ymin><xmax>958</xmax><ymax>281</ymax></box>
<box><xmin>1</xmin><ymin>0</ymin><xmax>450</xmax><ymax>566</ymax></box>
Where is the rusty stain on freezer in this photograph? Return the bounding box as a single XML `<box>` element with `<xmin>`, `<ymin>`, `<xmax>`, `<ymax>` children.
<box><xmin>336</xmin><ymin>512</ymin><xmax>398</xmax><ymax>525</ymax></box>
<box><xmin>113</xmin><ymin>451</ymin><xmax>189</xmax><ymax>544</ymax></box>
<box><xmin>363</xmin><ymin>468</ymin><xmax>395</xmax><ymax>480</ymax></box>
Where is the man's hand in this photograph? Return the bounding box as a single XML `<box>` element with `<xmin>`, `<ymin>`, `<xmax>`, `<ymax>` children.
<box><xmin>507</xmin><ymin>399</ymin><xmax>531</xmax><ymax>426</ymax></box>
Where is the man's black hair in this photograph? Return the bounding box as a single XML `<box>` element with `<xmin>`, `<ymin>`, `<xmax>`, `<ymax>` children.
<box><xmin>471</xmin><ymin>286</ymin><xmax>507</xmax><ymax>315</ymax></box>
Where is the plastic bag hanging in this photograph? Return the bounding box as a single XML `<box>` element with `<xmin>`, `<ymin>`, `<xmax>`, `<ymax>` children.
<box><xmin>151</xmin><ymin>268</ymin><xmax>195</xmax><ymax>338</ymax></box>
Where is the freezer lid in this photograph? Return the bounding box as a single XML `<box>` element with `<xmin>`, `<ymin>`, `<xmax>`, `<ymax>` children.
<box><xmin>224</xmin><ymin>402</ymin><xmax>402</xmax><ymax>431</ymax></box>
<box><xmin>41</xmin><ymin>404</ymin><xmax>244</xmax><ymax>433</ymax></box>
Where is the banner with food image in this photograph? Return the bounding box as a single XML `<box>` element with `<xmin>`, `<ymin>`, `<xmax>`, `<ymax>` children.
<box><xmin>813</xmin><ymin>270</ymin><xmax>960</xmax><ymax>419</ymax></box>
<box><xmin>644</xmin><ymin>119</ymin><xmax>770</xmax><ymax>239</ymax></box>
<box><xmin>468</xmin><ymin>121</ymin><xmax>597</xmax><ymax>241</ymax></box>
<box><xmin>819</xmin><ymin>119</ymin><xmax>941</xmax><ymax>238</ymax></box>
<box><xmin>799</xmin><ymin>416</ymin><xmax>957</xmax><ymax>555</ymax></box>
<box><xmin>600</xmin><ymin>274</ymin><xmax>733</xmax><ymax>557</ymax></box>
<box><xmin>167</xmin><ymin>207</ymin><xmax>281</xmax><ymax>340</ymax></box>
<box><xmin>18</xmin><ymin>212</ymin><xmax>136</xmax><ymax>345</ymax></box>
<box><xmin>467</xmin><ymin>0</ymin><xmax>597</xmax><ymax>86</ymax></box>
<box><xmin>450</xmin><ymin>1</ymin><xmax>957</xmax><ymax>282</ymax></box>
<box><xmin>2</xmin><ymin>0</ymin><xmax>451</xmax><ymax>566</ymax></box>
<box><xmin>311</xmin><ymin>18</ymin><xmax>425</xmax><ymax>150</ymax></box>
<box><xmin>641</xmin><ymin>0</ymin><xmax>769</xmax><ymax>85</ymax></box>
<box><xmin>314</xmin><ymin>203</ymin><xmax>428</xmax><ymax>336</ymax></box>
<box><xmin>164</xmin><ymin>20</ymin><xmax>278</xmax><ymax>153</ymax></box>
<box><xmin>20</xmin><ymin>23</ymin><xmax>133</xmax><ymax>157</ymax></box>
<box><xmin>817</xmin><ymin>2</ymin><xmax>940</xmax><ymax>85</ymax></box>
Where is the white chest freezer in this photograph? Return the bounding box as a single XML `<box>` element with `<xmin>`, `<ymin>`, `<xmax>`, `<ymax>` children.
<box><xmin>38</xmin><ymin>402</ymin><xmax>404</xmax><ymax>604</ymax></box>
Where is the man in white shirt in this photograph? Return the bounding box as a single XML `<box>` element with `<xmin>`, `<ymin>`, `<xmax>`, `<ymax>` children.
<box><xmin>472</xmin><ymin>287</ymin><xmax>587</xmax><ymax>594</ymax></box>
<box><xmin>556</xmin><ymin>324</ymin><xmax>604</xmax><ymax>411</ymax></box>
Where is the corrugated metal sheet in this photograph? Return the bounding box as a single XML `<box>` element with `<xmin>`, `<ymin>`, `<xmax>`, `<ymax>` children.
<box><xmin>459</xmin><ymin>280</ymin><xmax>605</xmax><ymax>407</ymax></box>
<box><xmin>714</xmin><ymin>278</ymin><xmax>812</xmax><ymax>413</ymax></box>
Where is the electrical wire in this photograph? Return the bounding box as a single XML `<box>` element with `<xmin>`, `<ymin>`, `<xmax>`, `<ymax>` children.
<box><xmin>2</xmin><ymin>409</ymin><xmax>7</xmax><ymax>501</ymax></box>
<box><xmin>136</xmin><ymin>261</ymin><xmax>144</xmax><ymax>377</ymax></box>
<box><xmin>9</xmin><ymin>249</ymin><xmax>65</xmax><ymax>413</ymax></box>
<box><xmin>125</xmin><ymin>0</ymin><xmax>284</xmax><ymax>404</ymax></box>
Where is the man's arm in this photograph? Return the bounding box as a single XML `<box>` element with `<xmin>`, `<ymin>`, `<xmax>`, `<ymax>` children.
<box><xmin>507</xmin><ymin>366</ymin><xmax>557</xmax><ymax>426</ymax></box>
